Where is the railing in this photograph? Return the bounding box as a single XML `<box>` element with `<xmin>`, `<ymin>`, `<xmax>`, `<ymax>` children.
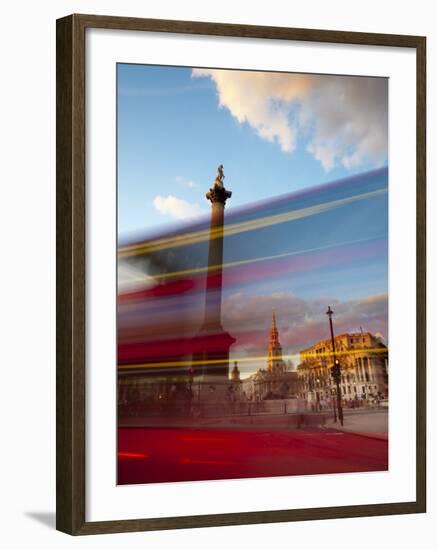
<box><xmin>118</xmin><ymin>398</ymin><xmax>304</xmax><ymax>419</ymax></box>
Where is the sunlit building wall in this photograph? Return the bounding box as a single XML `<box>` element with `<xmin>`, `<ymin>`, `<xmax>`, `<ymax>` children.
<box><xmin>297</xmin><ymin>332</ymin><xmax>388</xmax><ymax>404</ymax></box>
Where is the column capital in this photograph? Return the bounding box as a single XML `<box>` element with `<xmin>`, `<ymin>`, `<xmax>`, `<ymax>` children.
<box><xmin>206</xmin><ymin>183</ymin><xmax>232</xmax><ymax>205</ymax></box>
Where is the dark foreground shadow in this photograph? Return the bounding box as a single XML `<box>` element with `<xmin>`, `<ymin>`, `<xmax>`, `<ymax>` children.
<box><xmin>25</xmin><ymin>511</ymin><xmax>56</xmax><ymax>529</ymax></box>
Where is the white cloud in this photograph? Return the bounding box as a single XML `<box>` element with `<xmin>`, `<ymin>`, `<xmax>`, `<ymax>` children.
<box><xmin>153</xmin><ymin>194</ymin><xmax>204</xmax><ymax>220</ymax></box>
<box><xmin>175</xmin><ymin>176</ymin><xmax>197</xmax><ymax>188</ymax></box>
<box><xmin>192</xmin><ymin>69</ymin><xmax>387</xmax><ymax>171</ymax></box>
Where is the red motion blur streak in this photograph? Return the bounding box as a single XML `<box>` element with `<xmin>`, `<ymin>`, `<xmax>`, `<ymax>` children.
<box><xmin>118</xmin><ymin>239</ymin><xmax>386</xmax><ymax>305</ymax></box>
<box><xmin>118</xmin><ymin>278</ymin><xmax>196</xmax><ymax>304</ymax></box>
<box><xmin>118</xmin><ymin>451</ymin><xmax>149</xmax><ymax>459</ymax></box>
<box><xmin>117</xmin><ymin>240</ymin><xmax>386</xmax><ymax>364</ymax></box>
<box><xmin>117</xmin><ymin>427</ymin><xmax>388</xmax><ymax>485</ymax></box>
<box><xmin>119</xmin><ymin>330</ymin><xmax>253</xmax><ymax>365</ymax></box>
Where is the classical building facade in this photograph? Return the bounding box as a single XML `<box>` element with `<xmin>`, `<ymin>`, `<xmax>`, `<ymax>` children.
<box><xmin>297</xmin><ymin>332</ymin><xmax>388</xmax><ymax>405</ymax></box>
<box><xmin>242</xmin><ymin>311</ymin><xmax>299</xmax><ymax>400</ymax></box>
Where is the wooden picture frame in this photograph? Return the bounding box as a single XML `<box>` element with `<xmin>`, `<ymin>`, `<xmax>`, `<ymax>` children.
<box><xmin>56</xmin><ymin>13</ymin><xmax>426</xmax><ymax>535</ymax></box>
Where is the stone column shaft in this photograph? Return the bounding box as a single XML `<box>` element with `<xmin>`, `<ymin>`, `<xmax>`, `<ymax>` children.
<box><xmin>203</xmin><ymin>201</ymin><xmax>225</xmax><ymax>328</ymax></box>
<box><xmin>194</xmin><ymin>167</ymin><xmax>235</xmax><ymax>382</ymax></box>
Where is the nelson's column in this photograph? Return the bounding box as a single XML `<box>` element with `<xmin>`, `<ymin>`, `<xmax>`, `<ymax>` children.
<box><xmin>194</xmin><ymin>165</ymin><xmax>236</xmax><ymax>400</ymax></box>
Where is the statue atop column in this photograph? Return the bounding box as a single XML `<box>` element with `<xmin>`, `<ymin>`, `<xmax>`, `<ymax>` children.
<box><xmin>215</xmin><ymin>164</ymin><xmax>225</xmax><ymax>187</ymax></box>
<box><xmin>206</xmin><ymin>164</ymin><xmax>232</xmax><ymax>205</ymax></box>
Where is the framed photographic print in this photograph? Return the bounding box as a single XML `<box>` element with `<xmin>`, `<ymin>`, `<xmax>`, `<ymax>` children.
<box><xmin>56</xmin><ymin>14</ymin><xmax>426</xmax><ymax>535</ymax></box>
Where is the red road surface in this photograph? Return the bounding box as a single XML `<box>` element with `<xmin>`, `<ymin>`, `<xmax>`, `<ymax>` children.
<box><xmin>118</xmin><ymin>427</ymin><xmax>388</xmax><ymax>485</ymax></box>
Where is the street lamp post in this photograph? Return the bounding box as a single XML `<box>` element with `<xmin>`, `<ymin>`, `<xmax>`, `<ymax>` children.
<box><xmin>332</xmin><ymin>389</ymin><xmax>337</xmax><ymax>423</ymax></box>
<box><xmin>326</xmin><ymin>306</ymin><xmax>344</xmax><ymax>426</ymax></box>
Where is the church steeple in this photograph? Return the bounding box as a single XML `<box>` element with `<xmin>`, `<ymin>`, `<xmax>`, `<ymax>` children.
<box><xmin>270</xmin><ymin>308</ymin><xmax>279</xmax><ymax>345</ymax></box>
<box><xmin>267</xmin><ymin>309</ymin><xmax>285</xmax><ymax>373</ymax></box>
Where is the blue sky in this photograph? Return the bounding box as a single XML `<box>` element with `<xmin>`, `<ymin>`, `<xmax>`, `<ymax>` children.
<box><xmin>117</xmin><ymin>64</ymin><xmax>388</xmax><ymax>239</ymax></box>
<box><xmin>117</xmin><ymin>64</ymin><xmax>389</xmax><ymax>353</ymax></box>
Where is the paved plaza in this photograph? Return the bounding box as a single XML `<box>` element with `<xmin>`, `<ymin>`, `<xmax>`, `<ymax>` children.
<box><xmin>118</xmin><ymin>426</ymin><xmax>388</xmax><ymax>484</ymax></box>
<box><xmin>326</xmin><ymin>409</ymin><xmax>388</xmax><ymax>439</ymax></box>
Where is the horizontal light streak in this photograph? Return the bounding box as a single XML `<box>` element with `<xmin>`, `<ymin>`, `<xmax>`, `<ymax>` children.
<box><xmin>119</xmin><ymin>188</ymin><xmax>387</xmax><ymax>258</ymax></box>
<box><xmin>118</xmin><ymin>347</ymin><xmax>388</xmax><ymax>371</ymax></box>
<box><xmin>118</xmin><ymin>451</ymin><xmax>149</xmax><ymax>459</ymax></box>
<box><xmin>123</xmin><ymin>235</ymin><xmax>384</xmax><ymax>284</ymax></box>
